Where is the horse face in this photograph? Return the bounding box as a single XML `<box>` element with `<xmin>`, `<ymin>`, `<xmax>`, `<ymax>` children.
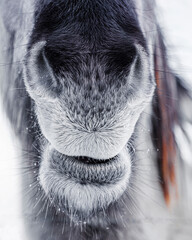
<box><xmin>23</xmin><ymin>0</ymin><xmax>156</xmax><ymax>216</ymax></box>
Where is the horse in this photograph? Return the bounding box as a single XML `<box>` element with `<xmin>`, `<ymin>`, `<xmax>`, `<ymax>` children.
<box><xmin>0</xmin><ymin>0</ymin><xmax>192</xmax><ymax>239</ymax></box>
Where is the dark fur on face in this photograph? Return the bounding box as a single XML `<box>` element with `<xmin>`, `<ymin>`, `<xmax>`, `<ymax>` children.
<box><xmin>1</xmin><ymin>0</ymin><xmax>192</xmax><ymax>239</ymax></box>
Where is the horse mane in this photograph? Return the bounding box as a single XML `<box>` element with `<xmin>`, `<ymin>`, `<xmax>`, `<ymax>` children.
<box><xmin>153</xmin><ymin>27</ymin><xmax>192</xmax><ymax>204</ymax></box>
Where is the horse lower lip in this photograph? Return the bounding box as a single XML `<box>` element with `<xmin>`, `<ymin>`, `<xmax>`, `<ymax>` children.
<box><xmin>43</xmin><ymin>144</ymin><xmax>131</xmax><ymax>184</ymax></box>
<box><xmin>39</xmin><ymin>143</ymin><xmax>132</xmax><ymax>213</ymax></box>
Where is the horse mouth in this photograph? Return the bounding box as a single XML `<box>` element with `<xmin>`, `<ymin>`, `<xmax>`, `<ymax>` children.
<box><xmin>39</xmin><ymin>143</ymin><xmax>131</xmax><ymax>216</ymax></box>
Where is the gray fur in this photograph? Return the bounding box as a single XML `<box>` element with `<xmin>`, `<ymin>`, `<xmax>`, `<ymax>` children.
<box><xmin>1</xmin><ymin>0</ymin><xmax>192</xmax><ymax>240</ymax></box>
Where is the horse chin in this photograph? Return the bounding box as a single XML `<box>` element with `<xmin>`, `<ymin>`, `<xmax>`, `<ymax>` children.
<box><xmin>39</xmin><ymin>142</ymin><xmax>131</xmax><ymax>220</ymax></box>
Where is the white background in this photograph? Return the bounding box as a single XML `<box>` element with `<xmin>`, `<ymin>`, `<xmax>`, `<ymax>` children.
<box><xmin>0</xmin><ymin>1</ymin><xmax>192</xmax><ymax>239</ymax></box>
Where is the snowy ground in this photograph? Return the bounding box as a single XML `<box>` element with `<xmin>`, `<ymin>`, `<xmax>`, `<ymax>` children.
<box><xmin>0</xmin><ymin>1</ymin><xmax>192</xmax><ymax>239</ymax></box>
